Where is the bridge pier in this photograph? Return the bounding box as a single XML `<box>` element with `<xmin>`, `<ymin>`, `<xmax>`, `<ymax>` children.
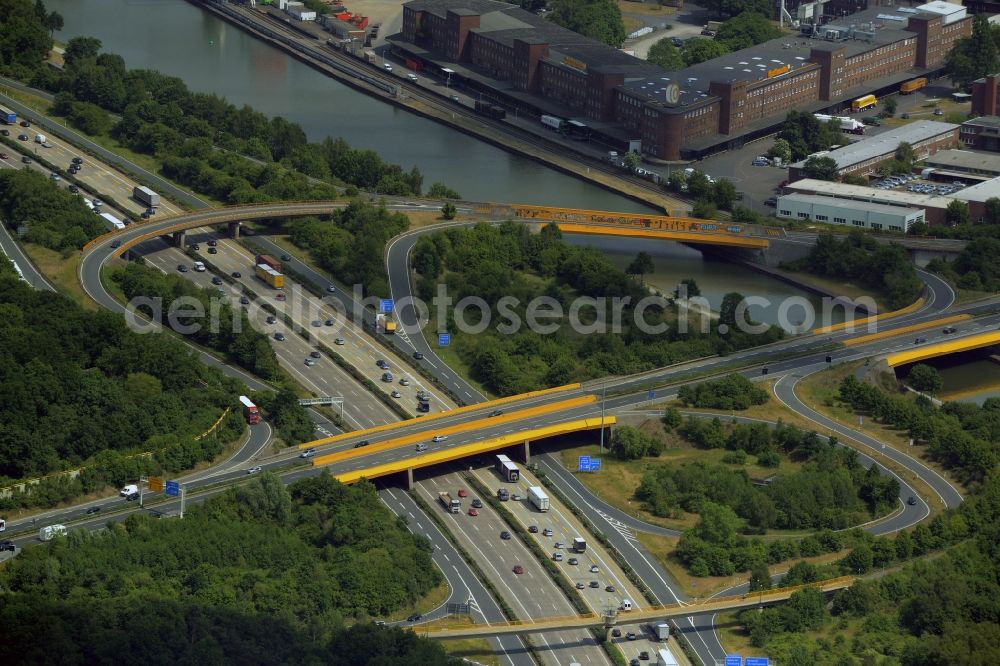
<box><xmin>522</xmin><ymin>439</ymin><xmax>531</xmax><ymax>465</ymax></box>
<box><xmin>406</xmin><ymin>467</ymin><xmax>414</xmax><ymax>491</ymax></box>
<box><xmin>172</xmin><ymin>230</ymin><xmax>186</xmax><ymax>248</ymax></box>
<box><xmin>228</xmin><ymin>221</ymin><xmax>242</xmax><ymax>239</ymax></box>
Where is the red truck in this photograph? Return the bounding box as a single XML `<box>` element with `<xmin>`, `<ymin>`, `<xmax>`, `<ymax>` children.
<box><xmin>239</xmin><ymin>395</ymin><xmax>260</xmax><ymax>425</ymax></box>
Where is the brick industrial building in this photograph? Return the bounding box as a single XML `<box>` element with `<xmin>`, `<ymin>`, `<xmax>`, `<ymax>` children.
<box><xmin>389</xmin><ymin>0</ymin><xmax>971</xmax><ymax>160</ymax></box>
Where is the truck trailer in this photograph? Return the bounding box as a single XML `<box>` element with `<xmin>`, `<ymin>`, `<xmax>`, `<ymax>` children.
<box><xmin>656</xmin><ymin>647</ymin><xmax>679</xmax><ymax>666</ymax></box>
<box><xmin>133</xmin><ymin>186</ymin><xmax>160</xmax><ymax>208</ymax></box>
<box><xmin>813</xmin><ymin>114</ymin><xmax>865</xmax><ymax>135</ymax></box>
<box><xmin>0</xmin><ymin>105</ymin><xmax>16</xmax><ymax>124</ymax></box>
<box><xmin>239</xmin><ymin>395</ymin><xmax>260</xmax><ymax>425</ymax></box>
<box><xmin>439</xmin><ymin>491</ymin><xmax>461</xmax><ymax>513</ymax></box>
<box><xmin>474</xmin><ymin>100</ymin><xmax>506</xmax><ymax>120</ymax></box>
<box><xmin>540</xmin><ymin>114</ymin><xmax>566</xmax><ymax>131</ymax></box>
<box><xmin>376</xmin><ymin>313</ymin><xmax>397</xmax><ymax>334</ymax></box>
<box><xmin>900</xmin><ymin>77</ymin><xmax>927</xmax><ymax>94</ymax></box>
<box><xmin>255</xmin><ymin>263</ymin><xmax>285</xmax><ymax>289</ymax></box>
<box><xmin>572</xmin><ymin>537</ymin><xmax>586</xmax><ymax>553</ymax></box>
<box><xmin>38</xmin><ymin>525</ymin><xmax>67</xmax><ymax>541</ymax></box>
<box><xmin>527</xmin><ymin>486</ymin><xmax>549</xmax><ymax>512</ymax></box>
<box><xmin>653</xmin><ymin>623</ymin><xmax>670</xmax><ymax>641</ymax></box>
<box><xmin>495</xmin><ymin>454</ymin><xmax>519</xmax><ymax>482</ymax></box>
<box><xmin>256</xmin><ymin>254</ymin><xmax>282</xmax><ymax>271</ymax></box>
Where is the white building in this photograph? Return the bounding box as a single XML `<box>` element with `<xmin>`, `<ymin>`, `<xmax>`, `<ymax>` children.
<box><xmin>285</xmin><ymin>2</ymin><xmax>316</xmax><ymax>20</ymax></box>
<box><xmin>776</xmin><ymin>193</ymin><xmax>924</xmax><ymax>232</ymax></box>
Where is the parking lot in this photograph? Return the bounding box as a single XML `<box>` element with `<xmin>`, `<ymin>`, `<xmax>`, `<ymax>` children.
<box><xmin>872</xmin><ymin>173</ymin><xmax>968</xmax><ymax>196</ymax></box>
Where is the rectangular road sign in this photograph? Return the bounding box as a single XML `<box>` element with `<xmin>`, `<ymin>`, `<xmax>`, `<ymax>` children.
<box><xmin>725</xmin><ymin>656</ymin><xmax>741</xmax><ymax>666</ymax></box>
<box><xmin>578</xmin><ymin>455</ymin><xmax>591</xmax><ymax>472</ymax></box>
<box><xmin>148</xmin><ymin>476</ymin><xmax>164</xmax><ymax>492</ymax></box>
<box><xmin>379</xmin><ymin>298</ymin><xmax>394</xmax><ymax>313</ymax></box>
<box><xmin>744</xmin><ymin>658</ymin><xmax>770</xmax><ymax>666</ymax></box>
<box><xmin>589</xmin><ymin>458</ymin><xmax>602</xmax><ymax>471</ymax></box>
<box><xmin>165</xmin><ymin>480</ymin><xmax>180</xmax><ymax>497</ymax></box>
<box><xmin>647</xmin><ymin>390</ymin><xmax>655</xmax><ymax>401</ymax></box>
<box><xmin>438</xmin><ymin>333</ymin><xmax>451</xmax><ymax>347</ymax></box>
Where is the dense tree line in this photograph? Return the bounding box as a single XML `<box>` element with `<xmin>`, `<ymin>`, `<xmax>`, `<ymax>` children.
<box><xmin>0</xmin><ymin>169</ymin><xmax>106</xmax><ymax>252</ymax></box>
<box><xmin>0</xmin><ymin>474</ymin><xmax>453</xmax><ymax>664</ymax></box>
<box><xmin>784</xmin><ymin>230</ymin><xmax>923</xmax><ymax>310</ymax></box>
<box><xmin>610</xmin><ymin>425</ymin><xmax>665</xmax><ymax>460</ymax></box>
<box><xmin>839</xmin><ymin>375</ymin><xmax>1000</xmax><ymax>483</ymax></box>
<box><xmin>0</xmin><ymin>0</ymin><xmax>56</xmax><ymax>80</ymax></box>
<box><xmin>287</xmin><ymin>200</ymin><xmax>409</xmax><ymax>297</ymax></box>
<box><xmin>777</xmin><ymin>111</ymin><xmax>842</xmax><ymax>162</ymax></box>
<box><xmin>546</xmin><ymin>0</ymin><xmax>626</xmax><ymax>48</ymax></box>
<box><xmin>0</xmin><ymin>273</ymin><xmax>250</xmax><ymax>504</ymax></box>
<box><xmin>114</xmin><ymin>261</ymin><xmax>280</xmax><ymax>380</ymax></box>
<box><xmin>410</xmin><ymin>222</ymin><xmax>783</xmax><ymax>395</ymax></box>
<box><xmin>927</xmin><ymin>237</ymin><xmax>1000</xmax><ymax>291</ymax></box>
<box><xmin>678</xmin><ymin>373</ymin><xmax>769</xmax><ymax>410</ymax></box>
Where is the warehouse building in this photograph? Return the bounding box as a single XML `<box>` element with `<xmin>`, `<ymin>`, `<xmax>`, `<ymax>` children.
<box><xmin>951</xmin><ymin>177</ymin><xmax>1000</xmax><ymax>221</ymax></box>
<box><xmin>788</xmin><ymin>120</ymin><xmax>960</xmax><ymax>182</ymax></box>
<box><xmin>776</xmin><ymin>193</ymin><xmax>924</xmax><ymax>232</ymax></box>
<box><xmin>960</xmin><ymin>115</ymin><xmax>1000</xmax><ymax>152</ymax></box>
<box><xmin>920</xmin><ymin>148</ymin><xmax>1000</xmax><ymax>181</ymax></box>
<box><xmin>786</xmin><ymin>178</ymin><xmax>953</xmax><ymax>225</ymax></box>
<box><xmin>390</xmin><ymin>0</ymin><xmax>971</xmax><ymax>159</ymax></box>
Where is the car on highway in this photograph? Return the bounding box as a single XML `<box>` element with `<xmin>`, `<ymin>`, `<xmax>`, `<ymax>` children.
<box><xmin>406</xmin><ymin>614</ymin><xmax>422</xmax><ymax>622</ymax></box>
<box><xmin>311</xmin><ymin>320</ymin><xmax>322</xmax><ymax>327</ymax></box>
<box><xmin>0</xmin><ymin>540</ymin><xmax>15</xmax><ymax>552</ymax></box>
<box><xmin>266</xmin><ymin>315</ymin><xmax>277</xmax><ymax>324</ymax></box>
<box><xmin>630</xmin><ymin>660</ymin><xmax>640</xmax><ymax>666</ymax></box>
<box><xmin>413</xmin><ymin>351</ymin><xmax>424</xmax><ymax>360</ymax></box>
<box><xmin>606</xmin><ymin>584</ymin><xmax>616</xmax><ymax>592</ymax></box>
<box><xmin>511</xmin><ymin>493</ymin><xmax>522</xmax><ymax>501</ymax></box>
<box><xmin>500</xmin><ymin>531</ymin><xmax>511</xmax><ymax>540</ymax></box>
<box><xmin>400</xmin><ymin>378</ymin><xmax>410</xmax><ymax>386</ymax></box>
<box><xmin>20</xmin><ymin>156</ymin><xmax>30</xmax><ymax>164</ymax></box>
<box><xmin>589</xmin><ymin>564</ymin><xmax>600</xmax><ymax>573</ymax></box>
<box><xmin>72</xmin><ymin>156</ymin><xmax>83</xmax><ymax>164</ymax></box>
<box><xmin>247</xmin><ymin>466</ymin><xmax>262</xmax><ymax>474</ymax></box>
<box><xmin>208</xmin><ymin>240</ymin><xmax>217</xmax><ymax>247</ymax></box>
<box><xmin>391</xmin><ymin>390</ymin><xmax>401</xmax><ymax>398</ymax></box>
<box><xmin>86</xmin><ymin>506</ymin><xmax>102</xmax><ymax>515</ymax></box>
<box><xmin>325</xmin><ymin>319</ymin><xmax>335</xmax><ymax>326</ymax></box>
<box><xmin>274</xmin><ymin>333</ymin><xmax>286</xmax><ymax>341</ymax></box>
<box><xmin>304</xmin><ymin>358</ymin><xmax>316</xmax><ymax>367</ymax></box>
<box><xmin>275</xmin><ymin>293</ymin><xmax>286</xmax><ymax>301</ymax></box>
<box><xmin>110</xmin><ymin>240</ymin><xmax>121</xmax><ymax>249</ymax></box>
<box><xmin>589</xmin><ymin>580</ymin><xmax>600</xmax><ymax>588</ymax></box>
<box><xmin>553</xmin><ymin>552</ymin><xmax>563</xmax><ymax>561</ymax></box>
<box><xmin>489</xmin><ymin>409</ymin><xmax>503</xmax><ymax>417</ymax></box>
<box><xmin>611</xmin><ymin>628</ymin><xmax>621</xmax><ymax>638</ymax></box>
<box><xmin>326</xmin><ymin>285</ymin><xmax>336</xmax><ymax>292</ymax></box>
<box><xmin>471</xmin><ymin>498</ymin><xmax>483</xmax><ymax>508</ymax></box>
<box><xmin>468</xmin><ymin>507</ymin><xmax>478</xmax><ymax>516</ymax></box>
<box><xmin>576</xmin><ymin>582</ymin><xmax>586</xmax><ymax>589</ymax></box>
<box><xmin>211</xmin><ymin>277</ymin><xmax>223</xmax><ymax>285</ymax></box>
<box><xmin>554</xmin><ymin>541</ymin><xmax>564</xmax><ymax>549</ymax></box>
<box><xmin>382</xmin><ymin>372</ymin><xmax>394</xmax><ymax>383</ymax></box>
<box><xmin>0</xmin><ymin>152</ymin><xmax>7</xmax><ymax>160</ymax></box>
<box><xmin>908</xmin><ymin>496</ymin><xmax>917</xmax><ymax>505</ymax></box>
<box><xmin>299</xmin><ymin>448</ymin><xmax>316</xmax><ymax>458</ymax></box>
<box><xmin>208</xmin><ymin>247</ymin><xmax>217</xmax><ymax>254</ymax></box>
<box><xmin>431</xmin><ymin>435</ymin><xmax>448</xmax><ymax>442</ymax></box>
<box><xmin>943</xmin><ymin>326</ymin><xmax>957</xmax><ymax>334</ymax></box>
<box><xmin>626</xmin><ymin>632</ymin><xmax>637</xmax><ymax>641</ymax></box>
<box><xmin>240</xmin><ymin>296</ymin><xmax>250</xmax><ymax>305</ymax></box>
<box><xmin>528</xmin><ymin>525</ymin><xmax>538</xmax><ymax>533</ymax></box>
<box><xmin>92</xmin><ymin>198</ymin><xmax>102</xmax><ymax>207</ymax></box>
<box><xmin>334</xmin><ymin>338</ymin><xmax>345</xmax><ymax>345</ymax></box>
<box><xmin>280</xmin><ymin>254</ymin><xmax>292</xmax><ymax>261</ymax></box>
<box><xmin>17</xmin><ymin>134</ymin><xmax>28</xmax><ymax>141</ymax></box>
<box><xmin>542</xmin><ymin>527</ymin><xmax>553</xmax><ymax>536</ymax></box>
<box><xmin>457</xmin><ymin>488</ymin><xmax>468</xmax><ymax>497</ymax></box>
<box><xmin>639</xmin><ymin>651</ymin><xmax>649</xmax><ymax>660</ymax></box>
<box><xmin>177</xmin><ymin>264</ymin><xmax>188</xmax><ymax>273</ymax></box>
<box><xmin>914</xmin><ymin>337</ymin><xmax>926</xmax><ymax>344</ymax></box>
<box><xmin>19</xmin><ymin>120</ymin><xmax>30</xmax><ymax>127</ymax></box>
<box><xmin>309</xmin><ymin>351</ymin><xmax>321</xmax><ymax>359</ymax></box>
<box><xmin>353</xmin><ymin>440</ymin><xmax>370</xmax><ymax>449</ymax></box>
<box><xmin>568</xmin><ymin>557</ymin><xmax>578</xmax><ymax>565</ymax></box>
<box><xmin>376</xmin><ymin>359</ymin><xmax>389</xmax><ymax>369</ymax></box>
<box><xmin>68</xmin><ymin>184</ymin><xmax>78</xmax><ymax>193</ymax></box>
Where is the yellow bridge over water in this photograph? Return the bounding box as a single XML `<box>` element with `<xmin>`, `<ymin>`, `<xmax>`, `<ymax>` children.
<box><xmin>886</xmin><ymin>331</ymin><xmax>1000</xmax><ymax>367</ymax></box>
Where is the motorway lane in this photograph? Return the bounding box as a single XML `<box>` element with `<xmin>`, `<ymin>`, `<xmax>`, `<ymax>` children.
<box><xmin>378</xmin><ymin>487</ymin><xmax>536</xmax><ymax>666</ymax></box>
<box><xmin>137</xmin><ymin>239</ymin><xmax>395</xmax><ymax>429</ymax></box>
<box><xmin>0</xmin><ymin>216</ymin><xmax>55</xmax><ymax>291</ymax></box>
<box><xmin>413</xmin><ymin>469</ymin><xmax>611</xmax><ymax>666</ymax></box>
<box><xmin>191</xmin><ymin>234</ymin><xmax>456</xmax><ymax>414</ymax></box>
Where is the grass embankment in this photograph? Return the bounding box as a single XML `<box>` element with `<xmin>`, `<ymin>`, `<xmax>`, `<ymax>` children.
<box><xmin>383</xmin><ymin>581</ymin><xmax>451</xmax><ymax>622</ymax></box>
<box><xmin>20</xmin><ymin>244</ymin><xmax>94</xmax><ymax>307</ymax></box>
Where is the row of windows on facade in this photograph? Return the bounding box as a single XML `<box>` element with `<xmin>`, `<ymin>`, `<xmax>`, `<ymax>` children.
<box><xmin>780</xmin><ymin>210</ymin><xmax>903</xmax><ymax>231</ymax></box>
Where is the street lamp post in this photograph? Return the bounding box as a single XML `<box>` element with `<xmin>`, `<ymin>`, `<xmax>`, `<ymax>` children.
<box><xmin>599</xmin><ymin>383</ymin><xmax>607</xmax><ymax>453</ymax></box>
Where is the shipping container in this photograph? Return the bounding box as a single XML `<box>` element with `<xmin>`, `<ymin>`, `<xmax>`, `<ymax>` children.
<box><xmin>900</xmin><ymin>77</ymin><xmax>927</xmax><ymax>94</ymax></box>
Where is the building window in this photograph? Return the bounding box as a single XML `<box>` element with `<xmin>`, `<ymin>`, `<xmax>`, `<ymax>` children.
<box><xmin>889</xmin><ymin>225</ymin><xmax>902</xmax><ymax>231</ymax></box>
<box><xmin>853</xmin><ymin>220</ymin><xmax>865</xmax><ymax>226</ymax></box>
<box><xmin>870</xmin><ymin>223</ymin><xmax>883</xmax><ymax>230</ymax></box>
<box><xmin>815</xmin><ymin>214</ymin><xmax>828</xmax><ymax>221</ymax></box>
<box><xmin>833</xmin><ymin>217</ymin><xmax>846</xmax><ymax>224</ymax></box>
<box><xmin>779</xmin><ymin>210</ymin><xmax>791</xmax><ymax>216</ymax></box>
<box><xmin>797</xmin><ymin>212</ymin><xmax>809</xmax><ymax>219</ymax></box>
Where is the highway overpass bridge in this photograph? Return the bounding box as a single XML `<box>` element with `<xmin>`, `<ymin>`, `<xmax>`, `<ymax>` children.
<box><xmin>418</xmin><ymin>576</ymin><xmax>856</xmax><ymax>639</ymax></box>
<box><xmin>886</xmin><ymin>330</ymin><xmax>1000</xmax><ymax>367</ymax></box>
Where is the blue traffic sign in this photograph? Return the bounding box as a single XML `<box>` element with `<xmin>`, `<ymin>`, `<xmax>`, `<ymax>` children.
<box><xmin>438</xmin><ymin>333</ymin><xmax>451</xmax><ymax>347</ymax></box>
<box><xmin>578</xmin><ymin>455</ymin><xmax>591</xmax><ymax>472</ymax></box>
<box><xmin>725</xmin><ymin>656</ymin><xmax>741</xmax><ymax>666</ymax></box>
<box><xmin>379</xmin><ymin>299</ymin><xmax>394</xmax><ymax>313</ymax></box>
<box><xmin>589</xmin><ymin>458</ymin><xmax>602</xmax><ymax>471</ymax></box>
<box><xmin>165</xmin><ymin>480</ymin><xmax>180</xmax><ymax>497</ymax></box>
<box><xmin>744</xmin><ymin>658</ymin><xmax>770</xmax><ymax>666</ymax></box>
<box><xmin>647</xmin><ymin>390</ymin><xmax>655</xmax><ymax>401</ymax></box>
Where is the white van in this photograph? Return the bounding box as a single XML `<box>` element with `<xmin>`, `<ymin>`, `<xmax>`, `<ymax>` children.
<box><xmin>620</xmin><ymin>598</ymin><xmax>633</xmax><ymax>611</ymax></box>
<box><xmin>415</xmin><ymin>443</ymin><xmax>428</xmax><ymax>452</ymax></box>
<box><xmin>39</xmin><ymin>524</ymin><xmax>67</xmax><ymax>541</ymax></box>
<box><xmin>193</xmin><ymin>261</ymin><xmax>206</xmax><ymax>272</ymax></box>
<box><xmin>34</xmin><ymin>134</ymin><xmax>46</xmax><ymax>144</ymax></box>
<box><xmin>120</xmin><ymin>484</ymin><xmax>138</xmax><ymax>497</ymax></box>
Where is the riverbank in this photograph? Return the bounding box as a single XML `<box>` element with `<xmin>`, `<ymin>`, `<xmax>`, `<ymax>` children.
<box><xmin>186</xmin><ymin>0</ymin><xmax>682</xmax><ymax>214</ymax></box>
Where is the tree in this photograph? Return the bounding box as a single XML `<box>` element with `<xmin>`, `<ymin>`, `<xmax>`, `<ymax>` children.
<box><xmin>908</xmin><ymin>364</ymin><xmax>943</xmax><ymax>393</ymax></box>
<box><xmin>691</xmin><ymin>199</ymin><xmax>717</xmax><ymax>220</ymax></box>
<box><xmin>693</xmin><ymin>501</ymin><xmax>742</xmax><ymax>547</ymax></box>
<box><xmin>647</xmin><ymin>38</ymin><xmax>684</xmax><ymax>71</ymax></box>
<box><xmin>702</xmin><ymin>0</ymin><xmax>772</xmax><ymax>18</ymax></box>
<box><xmin>623</xmin><ymin>150</ymin><xmax>641</xmax><ymax>172</ymax></box>
<box><xmin>548</xmin><ymin>0</ymin><xmax>627</xmax><ymax>47</ymax></box>
<box><xmin>686</xmin><ymin>171</ymin><xmax>712</xmax><ymax>199</ymax></box>
<box><xmin>948</xmin><ymin>14</ymin><xmax>1000</xmax><ymax>90</ymax></box>
<box><xmin>667</xmin><ymin>170</ymin><xmax>686</xmax><ymax>192</ymax></box>
<box><xmin>896</xmin><ymin>141</ymin><xmax>916</xmax><ymax>169</ymax></box>
<box><xmin>673</xmin><ymin>278</ymin><xmax>701</xmax><ymax>299</ymax></box>
<box><xmin>63</xmin><ymin>36</ymin><xmax>102</xmax><ymax>69</ymax></box>
<box><xmin>427</xmin><ymin>182</ymin><xmax>462</xmax><ymax>199</ymax></box>
<box><xmin>984</xmin><ymin>197</ymin><xmax>1000</xmax><ymax>224</ymax></box>
<box><xmin>946</xmin><ymin>199</ymin><xmax>970</xmax><ymax>226</ymax></box>
<box><xmin>883</xmin><ymin>96</ymin><xmax>898</xmax><ymax>116</ymax></box>
<box><xmin>662</xmin><ymin>407</ymin><xmax>682</xmax><ymax>432</ymax></box>
<box><xmin>767</xmin><ymin>138</ymin><xmax>792</xmax><ymax>163</ymax></box>
<box><xmin>45</xmin><ymin>9</ymin><xmax>63</xmax><ymax>36</ymax></box>
<box><xmin>715</xmin><ymin>13</ymin><xmax>782</xmax><ymax>50</ymax></box>
<box><xmin>682</xmin><ymin>37</ymin><xmax>730</xmax><ymax>66</ymax></box>
<box><xmin>713</xmin><ymin>178</ymin><xmax>738</xmax><ymax>210</ymax></box>
<box><xmin>802</xmin><ymin>155</ymin><xmax>839</xmax><ymax>181</ymax></box>
<box><xmin>626</xmin><ymin>251</ymin><xmax>654</xmax><ymax>283</ymax></box>
<box><xmin>441</xmin><ymin>201</ymin><xmax>457</xmax><ymax>220</ymax></box>
<box><xmin>840</xmin><ymin>173</ymin><xmax>868</xmax><ymax>185</ymax></box>
<box><xmin>748</xmin><ymin>562</ymin><xmax>772</xmax><ymax>592</ymax></box>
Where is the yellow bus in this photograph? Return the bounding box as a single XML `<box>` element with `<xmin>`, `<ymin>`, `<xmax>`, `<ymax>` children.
<box><xmin>851</xmin><ymin>94</ymin><xmax>877</xmax><ymax>112</ymax></box>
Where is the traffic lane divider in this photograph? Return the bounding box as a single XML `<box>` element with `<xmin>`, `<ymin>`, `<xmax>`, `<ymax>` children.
<box><xmin>842</xmin><ymin>314</ymin><xmax>971</xmax><ymax>346</ymax></box>
<box><xmin>298</xmin><ymin>382</ymin><xmax>582</xmax><ymax>449</ymax></box>
<box><xmin>813</xmin><ymin>297</ymin><xmax>925</xmax><ymax>335</ymax></box>
<box><xmin>310</xmin><ymin>395</ymin><xmax>598</xmax><ymax>467</ymax></box>
<box><xmin>331</xmin><ymin>416</ymin><xmax>617</xmax><ymax>484</ymax></box>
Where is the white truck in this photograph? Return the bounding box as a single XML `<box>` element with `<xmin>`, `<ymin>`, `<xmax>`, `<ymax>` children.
<box><xmin>527</xmin><ymin>486</ymin><xmax>549</xmax><ymax>512</ymax></box>
<box><xmin>656</xmin><ymin>647</ymin><xmax>679</xmax><ymax>666</ymax></box>
<box><xmin>38</xmin><ymin>524</ymin><xmax>67</xmax><ymax>541</ymax></box>
<box><xmin>133</xmin><ymin>185</ymin><xmax>160</xmax><ymax>208</ymax></box>
<box><xmin>653</xmin><ymin>622</ymin><xmax>671</xmax><ymax>641</ymax></box>
<box><xmin>439</xmin><ymin>491</ymin><xmax>460</xmax><ymax>514</ymax></box>
<box><xmin>34</xmin><ymin>133</ymin><xmax>46</xmax><ymax>144</ymax></box>
<box><xmin>572</xmin><ymin>537</ymin><xmax>586</xmax><ymax>553</ymax></box>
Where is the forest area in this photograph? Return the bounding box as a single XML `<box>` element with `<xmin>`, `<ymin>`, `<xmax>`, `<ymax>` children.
<box><xmin>0</xmin><ymin>474</ymin><xmax>454</xmax><ymax>665</ymax></box>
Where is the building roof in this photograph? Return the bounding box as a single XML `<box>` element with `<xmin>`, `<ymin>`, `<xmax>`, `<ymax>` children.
<box><xmin>778</xmin><ymin>192</ymin><xmax>924</xmax><ymax>217</ymax></box>
<box><xmin>951</xmin><ymin>176</ymin><xmax>1000</xmax><ymax>202</ymax></box>
<box><xmin>922</xmin><ymin>149</ymin><xmax>1000</xmax><ymax>174</ymax></box>
<box><xmin>913</xmin><ymin>0</ymin><xmax>967</xmax><ymax>24</ymax></box>
<box><xmin>790</xmin><ymin>120</ymin><xmax>959</xmax><ymax>171</ymax></box>
<box><xmin>964</xmin><ymin>115</ymin><xmax>1000</xmax><ymax>129</ymax></box>
<box><xmin>787</xmin><ymin>178</ymin><xmax>955</xmax><ymax>208</ymax></box>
